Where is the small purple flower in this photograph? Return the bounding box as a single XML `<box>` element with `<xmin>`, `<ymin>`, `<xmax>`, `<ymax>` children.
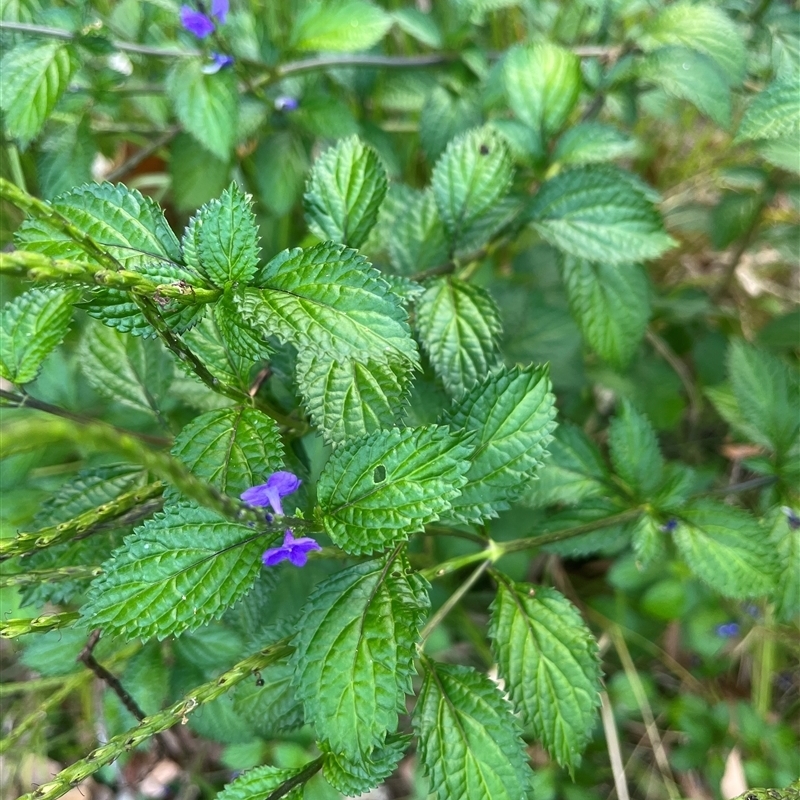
<box><xmin>715</xmin><ymin>622</ymin><xmax>740</xmax><ymax>638</ymax></box>
<box><xmin>781</xmin><ymin>506</ymin><xmax>800</xmax><ymax>530</ymax></box>
<box><xmin>180</xmin><ymin>0</ymin><xmax>228</xmax><ymax>38</ymax></box>
<box><xmin>241</xmin><ymin>471</ymin><xmax>301</xmax><ymax>517</ymax></box>
<box><xmin>202</xmin><ymin>52</ymin><xmax>234</xmax><ymax>74</ymax></box>
<box><xmin>660</xmin><ymin>518</ymin><xmax>678</xmax><ymax>533</ymax></box>
<box><xmin>262</xmin><ymin>529</ymin><xmax>321</xmax><ymax>567</ymax></box>
<box><xmin>274</xmin><ymin>95</ymin><xmax>300</xmax><ymax>112</ymax></box>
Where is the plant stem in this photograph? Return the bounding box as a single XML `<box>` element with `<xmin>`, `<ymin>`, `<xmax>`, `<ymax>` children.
<box><xmin>754</xmin><ymin>604</ymin><xmax>776</xmax><ymax>718</ymax></box>
<box><xmin>645</xmin><ymin>328</ymin><xmax>701</xmax><ymax>425</ymax></box>
<box><xmin>18</xmin><ymin>639</ymin><xmax>293</xmax><ymax>800</ymax></box>
<box><xmin>265</xmin><ymin>757</ymin><xmax>325</xmax><ymax>800</ymax></box>
<box><xmin>0</xmin><ymin>565</ymin><xmax>102</xmax><ymax>587</ymax></box>
<box><xmin>0</xmin><ymin>611</ymin><xmax>81</xmax><ymax>639</ymax></box>
<box><xmin>420</xmin><ymin>560</ymin><xmax>491</xmax><ymax>641</ymax></box>
<box><xmin>105</xmin><ymin>127</ymin><xmax>180</xmax><ymax>182</ymax></box>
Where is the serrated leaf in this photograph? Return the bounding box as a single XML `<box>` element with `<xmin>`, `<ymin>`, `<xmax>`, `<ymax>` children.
<box><xmin>673</xmin><ymin>501</ymin><xmax>778</xmax><ymax>599</ymax></box>
<box><xmin>236</xmin><ymin>242</ymin><xmax>418</xmax><ymax>366</ymax></box>
<box><xmin>528</xmin><ymin>165</ymin><xmax>675</xmax><ymax>265</ymax></box>
<box><xmin>16</xmin><ymin>181</ymin><xmax>182</xmax><ymax>269</ymax></box>
<box><xmin>728</xmin><ymin>340</ymin><xmax>799</xmax><ymax>455</ymax></box>
<box><xmin>608</xmin><ymin>400</ymin><xmax>664</xmax><ymax>499</ymax></box>
<box><xmin>489</xmin><ymin>580</ymin><xmax>601</xmax><ymax>772</ymax></box>
<box><xmin>217</xmin><ymin>765</ymin><xmax>304</xmax><ymax>800</ymax></box>
<box><xmin>296</xmin><ymin>351</ymin><xmax>410</xmax><ymax>446</ymax></box>
<box><xmin>768</xmin><ymin>508</ymin><xmax>800</xmax><ymax>623</ymax></box>
<box><xmin>0</xmin><ymin>41</ymin><xmax>74</xmax><ymax>144</ymax></box>
<box><xmin>290</xmin><ymin>559</ymin><xmax>429</xmax><ymax>760</ymax></box>
<box><xmin>539</xmin><ymin>500</ymin><xmax>635</xmax><ymax>558</ymax></box>
<box><xmin>213</xmin><ymin>293</ymin><xmax>272</xmax><ymax>361</ymax></box>
<box><xmin>37</xmin><ymin>115</ymin><xmax>95</xmax><ymax>200</ymax></box>
<box><xmin>638</xmin><ymin>46</ymin><xmax>731</xmax><ymax>127</ymax></box>
<box><xmin>322</xmin><ymin>733</ymin><xmax>410</xmax><ymax>796</ymax></box>
<box><xmin>81</xmin><ymin>505</ymin><xmax>267</xmax><ymax>640</ymax></box>
<box><xmin>631</xmin><ymin>513</ymin><xmax>668</xmax><ymax>569</ymax></box>
<box><xmin>553</xmin><ymin>122</ymin><xmax>639</xmax><ymax>166</ymax></box>
<box><xmin>737</xmin><ymin>80</ymin><xmax>800</xmax><ymax>142</ymax></box>
<box><xmin>171</xmin><ymin>407</ymin><xmax>284</xmax><ymax>496</ymax></box>
<box><xmin>420</xmin><ymin>86</ymin><xmax>482</xmax><ymax>163</ymax></box>
<box><xmin>522</xmin><ymin>423</ymin><xmax>608</xmax><ymax>508</ymax></box>
<box><xmin>317</xmin><ymin>426</ymin><xmax>472</xmax><ymax>554</ymax></box>
<box><xmin>0</xmin><ymin>287</ymin><xmax>79</xmax><ymax>385</ymax></box>
<box><xmin>170</xmin><ymin>133</ymin><xmax>230</xmax><ymax>212</ymax></box>
<box><xmin>291</xmin><ymin>0</ymin><xmax>391</xmax><ymax>52</ymax></box>
<box><xmin>414</xmin><ymin>661</ymin><xmax>533</xmax><ymax>800</ymax></box>
<box><xmin>562</xmin><ymin>257</ymin><xmax>650</xmax><ymax>367</ymax></box>
<box><xmin>387</xmin><ymin>187</ymin><xmax>449</xmax><ymax>275</ymax></box>
<box><xmin>432</xmin><ymin>128</ymin><xmax>514</xmax><ymax>255</ymax></box>
<box><xmin>166</xmin><ymin>59</ymin><xmax>238</xmax><ymax>160</ymax></box>
<box><xmin>440</xmin><ymin>365</ymin><xmax>557</xmax><ymax>523</ymax></box>
<box><xmin>79</xmin><ymin>322</ymin><xmax>173</xmax><ymax>417</ymax></box>
<box><xmin>181</xmin><ymin>314</ymin><xmax>255</xmax><ymax>390</ymax></box>
<box><xmin>391</xmin><ymin>8</ymin><xmax>441</xmax><ymax>48</ymax></box>
<box><xmin>304</xmin><ymin>136</ymin><xmax>388</xmax><ymax>249</ymax></box>
<box><xmin>193</xmin><ymin>183</ymin><xmax>260</xmax><ymax>287</ymax></box>
<box><xmin>232</xmin><ymin>659</ymin><xmax>304</xmax><ymax>736</ymax></box>
<box><xmin>638</xmin><ymin>2</ymin><xmax>746</xmax><ymax>85</ymax></box>
<box><xmin>416</xmin><ymin>277</ymin><xmax>501</xmax><ymax>397</ymax></box>
<box><xmin>503</xmin><ymin>42</ymin><xmax>581</xmax><ymax>136</ymax></box>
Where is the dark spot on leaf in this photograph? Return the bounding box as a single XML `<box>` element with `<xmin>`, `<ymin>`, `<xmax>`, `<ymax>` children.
<box><xmin>479</xmin><ymin>144</ymin><xmax>490</xmax><ymax>155</ymax></box>
<box><xmin>373</xmin><ymin>465</ymin><xmax>386</xmax><ymax>483</ymax></box>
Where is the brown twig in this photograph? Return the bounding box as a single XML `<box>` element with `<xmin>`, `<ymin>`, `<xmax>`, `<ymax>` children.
<box><xmin>105</xmin><ymin>127</ymin><xmax>180</xmax><ymax>183</ymax></box>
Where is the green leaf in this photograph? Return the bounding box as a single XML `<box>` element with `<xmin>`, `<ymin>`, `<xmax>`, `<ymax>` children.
<box><xmin>322</xmin><ymin>734</ymin><xmax>410</xmax><ymax>797</ymax></box>
<box><xmin>489</xmin><ymin>580</ymin><xmax>601</xmax><ymax>772</ymax></box>
<box><xmin>317</xmin><ymin>426</ymin><xmax>473</xmax><ymax>554</ymax></box>
<box><xmin>0</xmin><ymin>41</ymin><xmax>74</xmax><ymax>144</ymax></box>
<box><xmin>217</xmin><ymin>765</ymin><xmax>304</xmax><ymax>800</ymax></box>
<box><xmin>304</xmin><ymin>136</ymin><xmax>388</xmax><ymax>249</ymax></box>
<box><xmin>631</xmin><ymin>513</ymin><xmax>668</xmax><ymax>569</ymax></box>
<box><xmin>16</xmin><ymin>181</ymin><xmax>182</xmax><ymax>269</ymax></box>
<box><xmin>728</xmin><ymin>340</ymin><xmax>799</xmax><ymax>455</ymax></box>
<box><xmin>169</xmin><ymin>133</ymin><xmax>230</xmax><ymax>212</ymax></box>
<box><xmin>562</xmin><ymin>257</ymin><xmax>650</xmax><ymax>367</ymax></box>
<box><xmin>252</xmin><ymin>132</ymin><xmax>309</xmax><ymax>217</ymax></box>
<box><xmin>737</xmin><ymin>81</ymin><xmax>800</xmax><ymax>142</ymax></box>
<box><xmin>78</xmin><ymin>322</ymin><xmax>174</xmax><ymax>417</ymax></box>
<box><xmin>296</xmin><ymin>351</ymin><xmax>410</xmax><ymax>446</ymax></box>
<box><xmin>81</xmin><ymin>505</ymin><xmax>266</xmax><ymax>640</ymax></box>
<box><xmin>673</xmin><ymin>501</ymin><xmax>778</xmax><ymax>599</ymax></box>
<box><xmin>528</xmin><ymin>165</ymin><xmax>675</xmax><ymax>265</ymax></box>
<box><xmin>37</xmin><ymin>115</ymin><xmax>95</xmax><ymax>201</ymax></box>
<box><xmin>414</xmin><ymin>661</ymin><xmax>533</xmax><ymax>800</ymax></box>
<box><xmin>193</xmin><ymin>182</ymin><xmax>260</xmax><ymax>287</ymax></box>
<box><xmin>171</xmin><ymin>407</ymin><xmax>284</xmax><ymax>497</ymax></box>
<box><xmin>386</xmin><ymin>187</ymin><xmax>449</xmax><ymax>275</ymax></box>
<box><xmin>291</xmin><ymin>0</ymin><xmax>391</xmax><ymax>52</ymax></box>
<box><xmin>416</xmin><ymin>277</ymin><xmax>502</xmax><ymax>397</ymax></box>
<box><xmin>553</xmin><ymin>122</ymin><xmax>639</xmax><ymax>166</ymax></box>
<box><xmin>166</xmin><ymin>59</ymin><xmax>238</xmax><ymax>160</ymax></box>
<box><xmin>638</xmin><ymin>2</ymin><xmax>746</xmax><ymax>85</ymax></box>
<box><xmin>522</xmin><ymin>423</ymin><xmax>608</xmax><ymax>508</ymax></box>
<box><xmin>180</xmin><ymin>312</ymin><xmax>254</xmax><ymax>389</ymax></box>
<box><xmin>213</xmin><ymin>293</ymin><xmax>272</xmax><ymax>361</ymax></box>
<box><xmin>608</xmin><ymin>400</ymin><xmax>664</xmax><ymax>499</ymax></box>
<box><xmin>539</xmin><ymin>501</ymin><xmax>635</xmax><ymax>558</ymax></box>
<box><xmin>768</xmin><ymin>508</ymin><xmax>800</xmax><ymax>622</ymax></box>
<box><xmin>440</xmin><ymin>365</ymin><xmax>557</xmax><ymax>523</ymax></box>
<box><xmin>638</xmin><ymin>46</ymin><xmax>731</xmax><ymax>127</ymax></box>
<box><xmin>503</xmin><ymin>42</ymin><xmax>581</xmax><ymax>136</ymax></box>
<box><xmin>432</xmin><ymin>127</ymin><xmax>514</xmax><ymax>254</ymax></box>
<box><xmin>232</xmin><ymin>659</ymin><xmax>304</xmax><ymax>736</ymax></box>
<box><xmin>236</xmin><ymin>243</ymin><xmax>418</xmax><ymax>366</ymax></box>
<box><xmin>290</xmin><ymin>559</ymin><xmax>429</xmax><ymax>760</ymax></box>
<box><xmin>0</xmin><ymin>287</ymin><xmax>79</xmax><ymax>385</ymax></box>
<box><xmin>391</xmin><ymin>8</ymin><xmax>441</xmax><ymax>48</ymax></box>
<box><xmin>420</xmin><ymin>86</ymin><xmax>482</xmax><ymax>163</ymax></box>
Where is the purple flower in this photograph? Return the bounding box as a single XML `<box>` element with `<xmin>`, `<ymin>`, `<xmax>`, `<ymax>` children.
<box><xmin>262</xmin><ymin>529</ymin><xmax>321</xmax><ymax>567</ymax></box>
<box><xmin>660</xmin><ymin>518</ymin><xmax>678</xmax><ymax>533</ymax></box>
<box><xmin>202</xmin><ymin>52</ymin><xmax>235</xmax><ymax>74</ymax></box>
<box><xmin>180</xmin><ymin>0</ymin><xmax>228</xmax><ymax>38</ymax></box>
<box><xmin>274</xmin><ymin>95</ymin><xmax>300</xmax><ymax>112</ymax></box>
<box><xmin>781</xmin><ymin>506</ymin><xmax>800</xmax><ymax>530</ymax></box>
<box><xmin>241</xmin><ymin>471</ymin><xmax>301</xmax><ymax>516</ymax></box>
<box><xmin>715</xmin><ymin>622</ymin><xmax>740</xmax><ymax>638</ymax></box>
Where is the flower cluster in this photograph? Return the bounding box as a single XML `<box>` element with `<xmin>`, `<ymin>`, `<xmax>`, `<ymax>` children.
<box><xmin>241</xmin><ymin>471</ymin><xmax>321</xmax><ymax>568</ymax></box>
<box><xmin>180</xmin><ymin>0</ymin><xmax>228</xmax><ymax>38</ymax></box>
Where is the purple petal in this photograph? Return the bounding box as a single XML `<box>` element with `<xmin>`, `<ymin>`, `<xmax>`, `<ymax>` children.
<box><xmin>211</xmin><ymin>0</ymin><xmax>229</xmax><ymax>23</ymax></box>
<box><xmin>241</xmin><ymin>484</ymin><xmax>272</xmax><ymax>507</ymax></box>
<box><xmin>262</xmin><ymin>546</ymin><xmax>290</xmax><ymax>566</ymax></box>
<box><xmin>267</xmin><ymin>471</ymin><xmax>301</xmax><ymax>497</ymax></box>
<box><xmin>274</xmin><ymin>95</ymin><xmax>300</xmax><ymax>112</ymax></box>
<box><xmin>180</xmin><ymin>7</ymin><xmax>215</xmax><ymax>37</ymax></box>
<box><xmin>202</xmin><ymin>52</ymin><xmax>234</xmax><ymax>74</ymax></box>
<box><xmin>288</xmin><ymin>549</ymin><xmax>310</xmax><ymax>567</ymax></box>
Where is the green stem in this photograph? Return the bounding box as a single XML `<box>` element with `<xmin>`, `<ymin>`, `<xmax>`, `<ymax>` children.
<box><xmin>19</xmin><ymin>640</ymin><xmax>293</xmax><ymax>800</ymax></box>
<box><xmin>754</xmin><ymin>604</ymin><xmax>776</xmax><ymax>718</ymax></box>
<box><xmin>0</xmin><ymin>480</ymin><xmax>164</xmax><ymax>561</ymax></box>
<box><xmin>265</xmin><ymin>757</ymin><xmax>325</xmax><ymax>800</ymax></box>
<box><xmin>1</xmin><ymin>611</ymin><xmax>81</xmax><ymax>639</ymax></box>
<box><xmin>420</xmin><ymin>560</ymin><xmax>491</xmax><ymax>641</ymax></box>
<box><xmin>0</xmin><ymin>565</ymin><xmax>103</xmax><ymax>587</ymax></box>
<box><xmin>0</xmin><ymin>251</ymin><xmax>220</xmax><ymax>304</ymax></box>
<box><xmin>6</xmin><ymin>144</ymin><xmax>27</xmax><ymax>192</ymax></box>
